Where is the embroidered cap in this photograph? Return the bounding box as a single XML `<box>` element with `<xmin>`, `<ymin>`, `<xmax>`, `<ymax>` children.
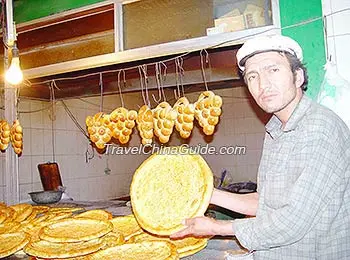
<box><xmin>236</xmin><ymin>34</ymin><xmax>303</xmax><ymax>71</ymax></box>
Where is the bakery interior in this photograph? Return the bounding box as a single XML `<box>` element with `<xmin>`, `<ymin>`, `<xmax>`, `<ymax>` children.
<box><xmin>0</xmin><ymin>0</ymin><xmax>349</xmax><ymax>259</ymax></box>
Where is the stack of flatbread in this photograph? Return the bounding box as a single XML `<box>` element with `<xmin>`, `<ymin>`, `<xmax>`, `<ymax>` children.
<box><xmin>1</xmin><ymin>149</ymin><xmax>214</xmax><ymax>259</ymax></box>
<box><xmin>0</xmin><ymin>203</ymin><xmax>203</xmax><ymax>259</ymax></box>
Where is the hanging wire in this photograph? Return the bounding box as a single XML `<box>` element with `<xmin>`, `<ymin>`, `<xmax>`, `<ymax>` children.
<box><xmin>152</xmin><ymin>63</ymin><xmax>162</xmax><ymax>104</ymax></box>
<box><xmin>200</xmin><ymin>49</ymin><xmax>209</xmax><ymax>91</ymax></box>
<box><xmin>174</xmin><ymin>58</ymin><xmax>180</xmax><ymax>99</ymax></box>
<box><xmin>160</xmin><ymin>62</ymin><xmax>167</xmax><ymax>102</ymax></box>
<box><xmin>99</xmin><ymin>73</ymin><xmax>104</xmax><ymax>112</ymax></box>
<box><xmin>138</xmin><ymin>66</ymin><xmax>147</xmax><ymax>106</ymax></box>
<box><xmin>177</xmin><ymin>57</ymin><xmax>185</xmax><ymax>97</ymax></box>
<box><xmin>117</xmin><ymin>70</ymin><xmax>125</xmax><ymax>107</ymax></box>
<box><xmin>60</xmin><ymin>100</ymin><xmax>93</xmax><ymax>163</ymax></box>
<box><xmin>61</xmin><ymin>100</ymin><xmax>89</xmax><ymax>140</ymax></box>
<box><xmin>85</xmin><ymin>143</ymin><xmax>95</xmax><ymax>163</ymax></box>
<box><xmin>48</xmin><ymin>83</ymin><xmax>57</xmax><ymax>162</ymax></box>
<box><xmin>48</xmin><ymin>81</ymin><xmax>57</xmax><ymax>121</ymax></box>
<box><xmin>15</xmin><ymin>87</ymin><xmax>21</xmax><ymax>119</ymax></box>
<box><xmin>140</xmin><ymin>65</ymin><xmax>150</xmax><ymax>107</ymax></box>
<box><xmin>122</xmin><ymin>69</ymin><xmax>127</xmax><ymax>90</ymax></box>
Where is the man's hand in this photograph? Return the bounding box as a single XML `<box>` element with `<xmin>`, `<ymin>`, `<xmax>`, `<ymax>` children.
<box><xmin>170</xmin><ymin>217</ymin><xmax>234</xmax><ymax>238</ymax></box>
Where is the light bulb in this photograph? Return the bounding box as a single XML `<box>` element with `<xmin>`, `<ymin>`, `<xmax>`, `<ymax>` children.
<box><xmin>5</xmin><ymin>56</ymin><xmax>23</xmax><ymax>85</ymax></box>
<box><xmin>5</xmin><ymin>45</ymin><xmax>24</xmax><ymax>85</ymax></box>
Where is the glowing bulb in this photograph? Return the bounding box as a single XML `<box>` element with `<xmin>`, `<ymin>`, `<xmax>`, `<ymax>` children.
<box><xmin>5</xmin><ymin>45</ymin><xmax>23</xmax><ymax>85</ymax></box>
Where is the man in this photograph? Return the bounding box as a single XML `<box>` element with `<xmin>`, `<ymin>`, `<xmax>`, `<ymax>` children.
<box><xmin>171</xmin><ymin>34</ymin><xmax>350</xmax><ymax>259</ymax></box>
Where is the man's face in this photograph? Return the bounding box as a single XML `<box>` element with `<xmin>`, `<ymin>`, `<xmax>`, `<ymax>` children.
<box><xmin>243</xmin><ymin>51</ymin><xmax>301</xmax><ymax>114</ymax></box>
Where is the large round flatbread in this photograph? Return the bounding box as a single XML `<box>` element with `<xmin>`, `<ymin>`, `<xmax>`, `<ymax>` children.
<box><xmin>0</xmin><ymin>232</ymin><xmax>30</xmax><ymax>258</ymax></box>
<box><xmin>130</xmin><ymin>149</ymin><xmax>213</xmax><ymax>235</ymax></box>
<box><xmin>130</xmin><ymin>231</ymin><xmax>208</xmax><ymax>256</ymax></box>
<box><xmin>179</xmin><ymin>240</ymin><xmax>208</xmax><ymax>258</ymax></box>
<box><xmin>74</xmin><ymin>209</ymin><xmax>113</xmax><ymax>221</ymax></box>
<box><xmin>89</xmin><ymin>241</ymin><xmax>178</xmax><ymax>260</ymax></box>
<box><xmin>0</xmin><ymin>221</ymin><xmax>21</xmax><ymax>234</ymax></box>
<box><xmin>24</xmin><ymin>238</ymin><xmax>102</xmax><ymax>258</ymax></box>
<box><xmin>0</xmin><ymin>212</ymin><xmax>6</xmax><ymax>224</ymax></box>
<box><xmin>110</xmin><ymin>215</ymin><xmax>143</xmax><ymax>240</ymax></box>
<box><xmin>10</xmin><ymin>203</ymin><xmax>33</xmax><ymax>222</ymax></box>
<box><xmin>39</xmin><ymin>218</ymin><xmax>113</xmax><ymax>242</ymax></box>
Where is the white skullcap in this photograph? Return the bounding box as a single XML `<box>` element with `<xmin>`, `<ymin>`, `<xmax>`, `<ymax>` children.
<box><xmin>236</xmin><ymin>34</ymin><xmax>303</xmax><ymax>71</ymax></box>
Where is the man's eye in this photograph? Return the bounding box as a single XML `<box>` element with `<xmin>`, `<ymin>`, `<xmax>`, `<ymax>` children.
<box><xmin>271</xmin><ymin>68</ymin><xmax>279</xmax><ymax>72</ymax></box>
<box><xmin>248</xmin><ymin>75</ymin><xmax>256</xmax><ymax>81</ymax></box>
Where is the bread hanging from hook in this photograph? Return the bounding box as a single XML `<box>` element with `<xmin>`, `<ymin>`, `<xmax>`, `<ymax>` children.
<box><xmin>136</xmin><ymin>105</ymin><xmax>154</xmax><ymax>145</ymax></box>
<box><xmin>152</xmin><ymin>102</ymin><xmax>177</xmax><ymax>144</ymax></box>
<box><xmin>10</xmin><ymin>119</ymin><xmax>23</xmax><ymax>155</ymax></box>
<box><xmin>194</xmin><ymin>91</ymin><xmax>222</xmax><ymax>135</ymax></box>
<box><xmin>86</xmin><ymin>112</ymin><xmax>112</xmax><ymax>149</ymax></box>
<box><xmin>109</xmin><ymin>107</ymin><xmax>138</xmax><ymax>145</ymax></box>
<box><xmin>0</xmin><ymin>120</ymin><xmax>11</xmax><ymax>151</ymax></box>
<box><xmin>173</xmin><ymin>97</ymin><xmax>195</xmax><ymax>139</ymax></box>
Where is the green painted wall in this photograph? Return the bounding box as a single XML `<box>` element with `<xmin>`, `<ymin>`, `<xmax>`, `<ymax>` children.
<box><xmin>14</xmin><ymin>0</ymin><xmax>105</xmax><ymax>24</ymax></box>
<box><xmin>280</xmin><ymin>0</ymin><xmax>326</xmax><ymax>99</ymax></box>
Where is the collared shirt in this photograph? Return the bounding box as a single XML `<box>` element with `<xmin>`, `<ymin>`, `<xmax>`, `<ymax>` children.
<box><xmin>233</xmin><ymin>95</ymin><xmax>350</xmax><ymax>259</ymax></box>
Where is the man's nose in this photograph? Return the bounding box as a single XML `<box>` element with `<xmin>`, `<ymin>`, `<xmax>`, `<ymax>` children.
<box><xmin>258</xmin><ymin>73</ymin><xmax>271</xmax><ymax>90</ymax></box>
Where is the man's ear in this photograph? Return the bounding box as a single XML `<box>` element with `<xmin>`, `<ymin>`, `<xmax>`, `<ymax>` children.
<box><xmin>295</xmin><ymin>68</ymin><xmax>305</xmax><ymax>89</ymax></box>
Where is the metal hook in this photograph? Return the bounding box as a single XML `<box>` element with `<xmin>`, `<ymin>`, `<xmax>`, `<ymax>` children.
<box><xmin>117</xmin><ymin>70</ymin><xmax>125</xmax><ymax>107</ymax></box>
<box><xmin>99</xmin><ymin>73</ymin><xmax>104</xmax><ymax>112</ymax></box>
<box><xmin>200</xmin><ymin>49</ymin><xmax>209</xmax><ymax>91</ymax></box>
<box><xmin>138</xmin><ymin>66</ymin><xmax>147</xmax><ymax>106</ymax></box>
<box><xmin>152</xmin><ymin>63</ymin><xmax>162</xmax><ymax>104</ymax></box>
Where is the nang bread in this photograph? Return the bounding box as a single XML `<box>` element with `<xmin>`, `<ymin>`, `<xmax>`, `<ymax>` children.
<box><xmin>178</xmin><ymin>240</ymin><xmax>208</xmax><ymax>258</ymax></box>
<box><xmin>110</xmin><ymin>215</ymin><xmax>142</xmax><ymax>240</ymax></box>
<box><xmin>24</xmin><ymin>238</ymin><xmax>102</xmax><ymax>259</ymax></box>
<box><xmin>0</xmin><ymin>232</ymin><xmax>30</xmax><ymax>258</ymax></box>
<box><xmin>89</xmin><ymin>241</ymin><xmax>178</xmax><ymax>260</ymax></box>
<box><xmin>39</xmin><ymin>218</ymin><xmax>113</xmax><ymax>243</ymax></box>
<box><xmin>130</xmin><ymin>149</ymin><xmax>213</xmax><ymax>235</ymax></box>
<box><xmin>131</xmin><ymin>231</ymin><xmax>208</xmax><ymax>256</ymax></box>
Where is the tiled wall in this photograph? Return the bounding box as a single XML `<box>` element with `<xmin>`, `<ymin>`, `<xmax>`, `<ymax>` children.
<box><xmin>322</xmin><ymin>0</ymin><xmax>350</xmax><ymax>82</ymax></box>
<box><xmin>16</xmin><ymin>92</ymin><xmax>149</xmax><ymax>202</ymax></box>
<box><xmin>1</xmin><ymin>86</ymin><xmax>266</xmax><ymax>203</ymax></box>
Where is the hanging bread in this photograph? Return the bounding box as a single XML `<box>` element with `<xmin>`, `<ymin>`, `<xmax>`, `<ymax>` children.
<box><xmin>194</xmin><ymin>91</ymin><xmax>222</xmax><ymax>135</ymax></box>
<box><xmin>136</xmin><ymin>105</ymin><xmax>154</xmax><ymax>145</ymax></box>
<box><xmin>86</xmin><ymin>113</ymin><xmax>112</xmax><ymax>149</ymax></box>
<box><xmin>109</xmin><ymin>107</ymin><xmax>137</xmax><ymax>144</ymax></box>
<box><xmin>10</xmin><ymin>120</ymin><xmax>23</xmax><ymax>155</ymax></box>
<box><xmin>173</xmin><ymin>97</ymin><xmax>195</xmax><ymax>139</ymax></box>
<box><xmin>152</xmin><ymin>102</ymin><xmax>177</xmax><ymax>144</ymax></box>
<box><xmin>0</xmin><ymin>120</ymin><xmax>11</xmax><ymax>151</ymax></box>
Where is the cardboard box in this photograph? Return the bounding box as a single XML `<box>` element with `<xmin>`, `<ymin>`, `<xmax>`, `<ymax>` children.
<box><xmin>214</xmin><ymin>15</ymin><xmax>245</xmax><ymax>33</ymax></box>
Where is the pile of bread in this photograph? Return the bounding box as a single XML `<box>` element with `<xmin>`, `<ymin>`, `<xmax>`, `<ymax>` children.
<box><xmin>0</xmin><ymin>119</ymin><xmax>23</xmax><ymax>155</ymax></box>
<box><xmin>86</xmin><ymin>91</ymin><xmax>222</xmax><ymax>149</ymax></box>
<box><xmin>0</xmin><ymin>202</ymin><xmax>208</xmax><ymax>259</ymax></box>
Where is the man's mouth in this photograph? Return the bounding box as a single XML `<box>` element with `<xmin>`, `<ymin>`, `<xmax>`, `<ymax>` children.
<box><xmin>261</xmin><ymin>93</ymin><xmax>278</xmax><ymax>101</ymax></box>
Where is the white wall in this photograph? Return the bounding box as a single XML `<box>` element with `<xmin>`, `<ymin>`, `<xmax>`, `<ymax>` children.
<box><xmin>322</xmin><ymin>0</ymin><xmax>350</xmax><ymax>82</ymax></box>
